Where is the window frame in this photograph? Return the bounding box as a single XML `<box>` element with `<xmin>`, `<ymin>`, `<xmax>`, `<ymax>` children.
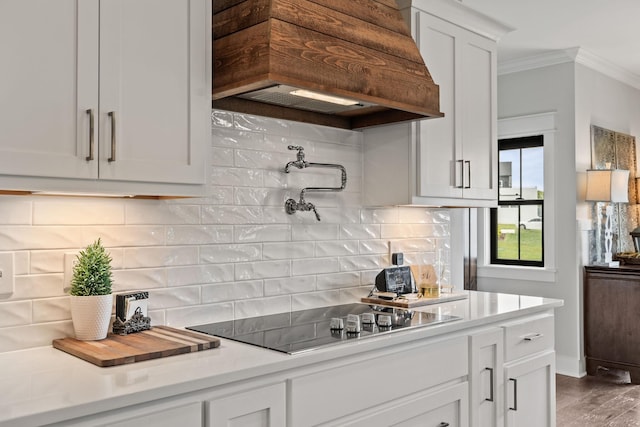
<box><xmin>490</xmin><ymin>135</ymin><xmax>545</xmax><ymax>267</ymax></box>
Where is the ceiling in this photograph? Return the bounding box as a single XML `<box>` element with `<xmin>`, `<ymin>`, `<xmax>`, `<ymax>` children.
<box><xmin>459</xmin><ymin>0</ymin><xmax>640</xmax><ymax>80</ymax></box>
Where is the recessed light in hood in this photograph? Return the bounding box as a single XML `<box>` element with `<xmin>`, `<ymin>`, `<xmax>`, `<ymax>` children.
<box><xmin>212</xmin><ymin>0</ymin><xmax>443</xmax><ymax>130</ymax></box>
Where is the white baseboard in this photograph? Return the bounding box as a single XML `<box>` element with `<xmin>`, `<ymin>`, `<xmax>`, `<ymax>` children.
<box><xmin>556</xmin><ymin>354</ymin><xmax>586</xmax><ymax>378</ymax></box>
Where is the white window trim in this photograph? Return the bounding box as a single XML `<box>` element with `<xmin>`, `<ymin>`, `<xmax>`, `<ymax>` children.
<box><xmin>478</xmin><ymin>111</ymin><xmax>558</xmax><ymax>283</ymax></box>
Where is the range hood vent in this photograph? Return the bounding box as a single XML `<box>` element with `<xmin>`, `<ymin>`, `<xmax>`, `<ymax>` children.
<box><xmin>213</xmin><ymin>0</ymin><xmax>443</xmax><ymax>130</ymax></box>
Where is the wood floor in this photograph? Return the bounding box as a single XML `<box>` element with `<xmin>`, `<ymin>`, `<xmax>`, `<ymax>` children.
<box><xmin>557</xmin><ymin>368</ymin><xmax>640</xmax><ymax>426</ymax></box>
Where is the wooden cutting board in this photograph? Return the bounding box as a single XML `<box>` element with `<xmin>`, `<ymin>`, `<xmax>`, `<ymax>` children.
<box><xmin>52</xmin><ymin>326</ymin><xmax>220</xmax><ymax>367</ymax></box>
<box><xmin>361</xmin><ymin>292</ymin><xmax>469</xmax><ymax>308</ymax></box>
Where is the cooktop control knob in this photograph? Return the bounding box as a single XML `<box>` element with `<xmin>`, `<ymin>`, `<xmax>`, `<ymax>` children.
<box><xmin>361</xmin><ymin>312</ymin><xmax>375</xmax><ymax>324</ymax></box>
<box><xmin>346</xmin><ymin>314</ymin><xmax>361</xmax><ymax>334</ymax></box>
<box><xmin>378</xmin><ymin>314</ymin><xmax>392</xmax><ymax>327</ymax></box>
<box><xmin>330</xmin><ymin>317</ymin><xmax>344</xmax><ymax>330</ymax></box>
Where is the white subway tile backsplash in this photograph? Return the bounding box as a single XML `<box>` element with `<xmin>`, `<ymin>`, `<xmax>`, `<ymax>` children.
<box><xmin>0</xmin><ymin>111</ymin><xmax>451</xmax><ymax>353</ymax></box>
<box><xmin>264</xmin><ymin>275</ymin><xmax>316</xmax><ymax>296</ymax></box>
<box><xmin>315</xmin><ymin>240</ymin><xmax>359</xmax><ymax>257</ymax></box>
<box><xmin>124</xmin><ymin>246</ymin><xmax>198</xmax><ymax>268</ymax></box>
<box><xmin>235</xmin><ymin>260</ymin><xmax>291</xmax><ymax>280</ymax></box>
<box><xmin>0</xmin><ymin>321</ymin><xmax>74</xmax><ymax>353</ymax></box>
<box><xmin>165</xmin><ymin>302</ymin><xmax>234</xmax><ymax>327</ymax></box>
<box><xmin>292</xmin><ymin>258</ymin><xmax>339</xmax><ymax>276</ymax></box>
<box><xmin>33</xmin><ymin>198</ymin><xmax>124</xmax><ymax>225</ymax></box>
<box><xmin>292</xmin><ymin>224</ymin><xmax>339</xmax><ymax>241</ymax></box>
<box><xmin>166</xmin><ymin>225</ymin><xmax>233</xmax><ymax>245</ymax></box>
<box><xmin>201</xmin><ymin>280</ymin><xmax>263</xmax><ymax>303</ymax></box>
<box><xmin>211</xmin><ymin>147</ymin><xmax>235</xmax><ymax>166</ymax></box>
<box><xmin>167</xmin><ymin>264</ymin><xmax>234</xmax><ymax>286</ymax></box>
<box><xmin>234</xmin><ymin>225</ymin><xmax>291</xmax><ymax>242</ymax></box>
<box><xmin>202</xmin><ymin>206</ymin><xmax>264</xmax><ymax>224</ymax></box>
<box><xmin>291</xmin><ymin>291</ymin><xmax>341</xmax><ymax>311</ymax></box>
<box><xmin>359</xmin><ymin>240</ymin><xmax>389</xmax><ymax>255</ymax></box>
<box><xmin>0</xmin><ymin>198</ymin><xmax>32</xmax><ymax>225</ymax></box>
<box><xmin>32</xmin><ymin>297</ymin><xmax>70</xmax><ymax>322</ymax></box>
<box><xmin>14</xmin><ymin>251</ymin><xmax>30</xmax><ymax>275</ymax></box>
<box><xmin>234</xmin><ymin>296</ymin><xmax>291</xmax><ymax>318</ymax></box>
<box><xmin>112</xmin><ymin>268</ymin><xmax>166</xmax><ymax>292</ymax></box>
<box><xmin>200</xmin><ymin>244</ymin><xmax>261</xmax><ymax>263</ymax></box>
<box><xmin>0</xmin><ymin>300</ymin><xmax>31</xmax><ymax>327</ymax></box>
<box><xmin>148</xmin><ymin>286</ymin><xmax>200</xmax><ymax>309</ymax></box>
<box><xmin>339</xmin><ymin>255</ymin><xmax>385</xmax><ymax>272</ymax></box>
<box><xmin>316</xmin><ymin>272</ymin><xmax>360</xmax><ymax>290</ymax></box>
<box><xmin>210</xmin><ymin>167</ymin><xmax>263</xmax><ymax>187</ymax></box>
<box><xmin>263</xmin><ymin>242</ymin><xmax>314</xmax><ymax>260</ymax></box>
<box><xmin>125</xmin><ymin>202</ymin><xmax>200</xmax><ymax>225</ymax></box>
<box><xmin>340</xmin><ymin>224</ymin><xmax>381</xmax><ymax>240</ymax></box>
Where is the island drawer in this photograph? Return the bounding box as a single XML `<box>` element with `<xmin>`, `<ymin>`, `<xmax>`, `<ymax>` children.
<box><xmin>289</xmin><ymin>335</ymin><xmax>468</xmax><ymax>427</ymax></box>
<box><xmin>503</xmin><ymin>313</ymin><xmax>555</xmax><ymax>362</ymax></box>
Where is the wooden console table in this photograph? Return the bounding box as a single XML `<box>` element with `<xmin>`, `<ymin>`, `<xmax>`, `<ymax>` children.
<box><xmin>584</xmin><ymin>265</ymin><xmax>640</xmax><ymax>383</ymax></box>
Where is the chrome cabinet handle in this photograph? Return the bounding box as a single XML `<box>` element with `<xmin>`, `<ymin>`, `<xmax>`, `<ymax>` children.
<box><xmin>464</xmin><ymin>160</ymin><xmax>471</xmax><ymax>188</ymax></box>
<box><xmin>523</xmin><ymin>333</ymin><xmax>544</xmax><ymax>341</ymax></box>
<box><xmin>485</xmin><ymin>366</ymin><xmax>494</xmax><ymax>402</ymax></box>
<box><xmin>85</xmin><ymin>109</ymin><xmax>95</xmax><ymax>161</ymax></box>
<box><xmin>509</xmin><ymin>378</ymin><xmax>518</xmax><ymax>411</ymax></box>
<box><xmin>455</xmin><ymin>160</ymin><xmax>464</xmax><ymax>188</ymax></box>
<box><xmin>108</xmin><ymin>111</ymin><xmax>116</xmax><ymax>162</ymax></box>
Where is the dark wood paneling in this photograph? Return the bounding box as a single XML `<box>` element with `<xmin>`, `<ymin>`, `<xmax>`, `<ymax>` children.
<box><xmin>214</xmin><ymin>0</ymin><xmax>270</xmax><ymax>39</ymax></box>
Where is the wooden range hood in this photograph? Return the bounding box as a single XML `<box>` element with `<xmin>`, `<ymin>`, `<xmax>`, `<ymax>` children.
<box><xmin>213</xmin><ymin>0</ymin><xmax>443</xmax><ymax>130</ymax></box>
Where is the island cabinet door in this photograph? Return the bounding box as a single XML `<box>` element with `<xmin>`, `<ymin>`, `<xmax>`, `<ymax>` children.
<box><xmin>469</xmin><ymin>328</ymin><xmax>504</xmax><ymax>427</ymax></box>
<box><xmin>504</xmin><ymin>351</ymin><xmax>556</xmax><ymax>427</ymax></box>
<box><xmin>205</xmin><ymin>382</ymin><xmax>286</xmax><ymax>427</ymax></box>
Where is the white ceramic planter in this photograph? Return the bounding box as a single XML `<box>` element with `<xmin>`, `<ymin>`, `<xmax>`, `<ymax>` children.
<box><xmin>70</xmin><ymin>294</ymin><xmax>113</xmax><ymax>340</ymax></box>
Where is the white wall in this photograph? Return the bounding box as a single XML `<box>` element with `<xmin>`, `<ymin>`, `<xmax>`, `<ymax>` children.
<box><xmin>0</xmin><ymin>110</ymin><xmax>452</xmax><ymax>353</ymax></box>
<box><xmin>477</xmin><ymin>62</ymin><xmax>581</xmax><ymax>376</ymax></box>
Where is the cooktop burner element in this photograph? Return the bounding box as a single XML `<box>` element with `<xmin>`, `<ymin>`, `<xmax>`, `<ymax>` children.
<box><xmin>187</xmin><ymin>303</ymin><xmax>461</xmax><ymax>354</ymax></box>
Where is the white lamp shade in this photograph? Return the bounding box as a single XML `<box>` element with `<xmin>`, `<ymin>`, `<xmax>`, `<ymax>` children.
<box><xmin>585</xmin><ymin>169</ymin><xmax>629</xmax><ymax>203</ymax></box>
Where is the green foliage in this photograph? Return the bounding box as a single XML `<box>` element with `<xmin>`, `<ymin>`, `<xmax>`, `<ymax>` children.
<box><xmin>496</xmin><ymin>224</ymin><xmax>543</xmax><ymax>261</ymax></box>
<box><xmin>70</xmin><ymin>238</ymin><xmax>113</xmax><ymax>296</ymax></box>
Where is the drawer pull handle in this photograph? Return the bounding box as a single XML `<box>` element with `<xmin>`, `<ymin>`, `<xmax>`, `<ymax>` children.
<box><xmin>108</xmin><ymin>111</ymin><xmax>116</xmax><ymax>162</ymax></box>
<box><xmin>523</xmin><ymin>333</ymin><xmax>544</xmax><ymax>341</ymax></box>
<box><xmin>455</xmin><ymin>159</ymin><xmax>464</xmax><ymax>188</ymax></box>
<box><xmin>464</xmin><ymin>160</ymin><xmax>471</xmax><ymax>188</ymax></box>
<box><xmin>85</xmin><ymin>109</ymin><xmax>95</xmax><ymax>161</ymax></box>
<box><xmin>438</xmin><ymin>423</ymin><xmax>450</xmax><ymax>427</ymax></box>
<box><xmin>485</xmin><ymin>366</ymin><xmax>494</xmax><ymax>402</ymax></box>
<box><xmin>509</xmin><ymin>378</ymin><xmax>518</xmax><ymax>411</ymax></box>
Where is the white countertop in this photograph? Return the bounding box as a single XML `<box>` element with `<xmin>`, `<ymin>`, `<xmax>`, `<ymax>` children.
<box><xmin>0</xmin><ymin>291</ymin><xmax>562</xmax><ymax>427</ymax></box>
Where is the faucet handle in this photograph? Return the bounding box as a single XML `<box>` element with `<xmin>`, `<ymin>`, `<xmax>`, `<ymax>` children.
<box><xmin>287</xmin><ymin>145</ymin><xmax>306</xmax><ymax>161</ymax></box>
<box><xmin>310</xmin><ymin>203</ymin><xmax>321</xmax><ymax>221</ymax></box>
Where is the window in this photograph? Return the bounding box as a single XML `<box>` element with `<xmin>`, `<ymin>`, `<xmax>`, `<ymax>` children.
<box><xmin>490</xmin><ymin>135</ymin><xmax>544</xmax><ymax>267</ymax></box>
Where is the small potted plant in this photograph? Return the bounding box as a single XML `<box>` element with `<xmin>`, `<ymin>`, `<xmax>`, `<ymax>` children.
<box><xmin>69</xmin><ymin>238</ymin><xmax>113</xmax><ymax>340</ymax></box>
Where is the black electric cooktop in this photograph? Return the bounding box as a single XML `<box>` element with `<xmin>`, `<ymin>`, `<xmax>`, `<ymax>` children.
<box><xmin>187</xmin><ymin>303</ymin><xmax>461</xmax><ymax>355</ymax></box>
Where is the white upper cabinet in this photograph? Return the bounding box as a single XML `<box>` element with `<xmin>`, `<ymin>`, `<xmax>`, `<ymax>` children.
<box><xmin>0</xmin><ymin>0</ymin><xmax>209</xmax><ymax>196</ymax></box>
<box><xmin>363</xmin><ymin>0</ymin><xmax>510</xmax><ymax>207</ymax></box>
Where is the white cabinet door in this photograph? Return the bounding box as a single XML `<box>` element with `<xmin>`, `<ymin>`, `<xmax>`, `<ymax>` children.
<box><xmin>99</xmin><ymin>0</ymin><xmax>207</xmax><ymax>185</ymax></box>
<box><xmin>504</xmin><ymin>351</ymin><xmax>556</xmax><ymax>427</ymax></box>
<box><xmin>206</xmin><ymin>383</ymin><xmax>286</xmax><ymax>427</ymax></box>
<box><xmin>0</xmin><ymin>0</ymin><xmax>207</xmax><ymax>192</ymax></box>
<box><xmin>0</xmin><ymin>0</ymin><xmax>98</xmax><ymax>179</ymax></box>
<box><xmin>469</xmin><ymin>328</ymin><xmax>504</xmax><ymax>427</ymax></box>
<box><xmin>340</xmin><ymin>382</ymin><xmax>469</xmax><ymax>427</ymax></box>
<box><xmin>416</xmin><ymin>11</ymin><xmax>497</xmax><ymax>203</ymax></box>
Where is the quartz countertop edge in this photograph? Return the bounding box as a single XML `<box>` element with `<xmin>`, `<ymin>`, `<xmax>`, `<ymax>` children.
<box><xmin>0</xmin><ymin>291</ymin><xmax>563</xmax><ymax>427</ymax></box>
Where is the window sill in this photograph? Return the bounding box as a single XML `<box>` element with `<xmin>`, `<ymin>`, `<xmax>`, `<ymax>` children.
<box><xmin>477</xmin><ymin>265</ymin><xmax>557</xmax><ymax>283</ymax></box>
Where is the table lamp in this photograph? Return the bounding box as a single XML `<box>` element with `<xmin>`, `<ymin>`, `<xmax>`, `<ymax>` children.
<box><xmin>586</xmin><ymin>169</ymin><xmax>629</xmax><ymax>266</ymax></box>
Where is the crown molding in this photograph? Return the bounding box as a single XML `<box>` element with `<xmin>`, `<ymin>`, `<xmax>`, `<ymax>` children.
<box><xmin>498</xmin><ymin>47</ymin><xmax>640</xmax><ymax>90</ymax></box>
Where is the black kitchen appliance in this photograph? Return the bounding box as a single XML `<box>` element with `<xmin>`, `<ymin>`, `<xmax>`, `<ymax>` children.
<box><xmin>375</xmin><ymin>252</ymin><xmax>414</xmax><ymax>295</ymax></box>
<box><xmin>187</xmin><ymin>303</ymin><xmax>460</xmax><ymax>355</ymax></box>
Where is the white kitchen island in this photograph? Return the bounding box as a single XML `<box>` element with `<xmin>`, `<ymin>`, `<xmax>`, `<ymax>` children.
<box><xmin>0</xmin><ymin>291</ymin><xmax>562</xmax><ymax>427</ymax></box>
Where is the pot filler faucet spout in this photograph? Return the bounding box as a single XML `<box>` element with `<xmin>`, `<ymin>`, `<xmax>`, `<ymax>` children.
<box><xmin>284</xmin><ymin>145</ymin><xmax>347</xmax><ymax>221</ymax></box>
